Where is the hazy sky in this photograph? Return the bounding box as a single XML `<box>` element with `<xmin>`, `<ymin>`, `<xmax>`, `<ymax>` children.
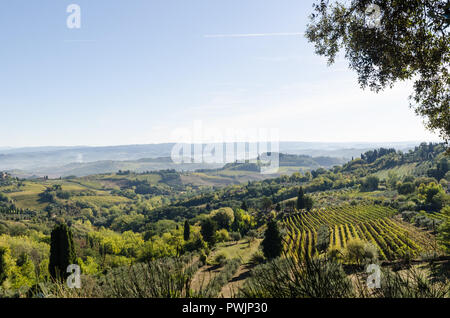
<box><xmin>0</xmin><ymin>0</ymin><xmax>440</xmax><ymax>147</ymax></box>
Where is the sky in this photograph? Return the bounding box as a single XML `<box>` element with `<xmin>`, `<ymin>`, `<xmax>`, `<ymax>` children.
<box><xmin>0</xmin><ymin>0</ymin><xmax>441</xmax><ymax>147</ymax></box>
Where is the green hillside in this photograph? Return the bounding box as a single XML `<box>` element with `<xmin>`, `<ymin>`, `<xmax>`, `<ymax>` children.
<box><xmin>0</xmin><ymin>142</ymin><xmax>448</xmax><ymax>298</ymax></box>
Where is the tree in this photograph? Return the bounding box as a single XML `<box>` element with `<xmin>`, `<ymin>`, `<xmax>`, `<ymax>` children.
<box><xmin>0</xmin><ymin>246</ymin><xmax>12</xmax><ymax>285</ymax></box>
<box><xmin>285</xmin><ymin>200</ymin><xmax>294</xmax><ymax>212</ymax></box>
<box><xmin>316</xmin><ymin>225</ymin><xmax>330</xmax><ymax>253</ymax></box>
<box><xmin>297</xmin><ymin>187</ymin><xmax>305</xmax><ymax>210</ymax></box>
<box><xmin>200</xmin><ymin>218</ymin><xmax>218</xmax><ymax>247</ymax></box>
<box><xmin>438</xmin><ymin>221</ymin><xmax>450</xmax><ymax>253</ymax></box>
<box><xmin>297</xmin><ymin>187</ymin><xmax>314</xmax><ymax>211</ymax></box>
<box><xmin>387</xmin><ymin>171</ymin><xmax>399</xmax><ymax>190</ymax></box>
<box><xmin>261</xmin><ymin>197</ymin><xmax>273</xmax><ymax>212</ymax></box>
<box><xmin>262</xmin><ymin>220</ymin><xmax>282</xmax><ymax>260</ymax></box>
<box><xmin>306</xmin><ymin>0</ymin><xmax>450</xmax><ymax>143</ymax></box>
<box><xmin>345</xmin><ymin>239</ymin><xmax>378</xmax><ymax>265</ymax></box>
<box><xmin>183</xmin><ymin>220</ymin><xmax>190</xmax><ymax>241</ymax></box>
<box><xmin>49</xmin><ymin>223</ymin><xmax>77</xmax><ymax>280</ymax></box>
<box><xmin>275</xmin><ymin>203</ymin><xmax>281</xmax><ymax>212</ymax></box>
<box><xmin>418</xmin><ymin>182</ymin><xmax>447</xmax><ymax>210</ymax></box>
<box><xmin>398</xmin><ymin>182</ymin><xmax>416</xmax><ymax>195</ymax></box>
<box><xmin>211</xmin><ymin>207</ymin><xmax>235</xmax><ymax>230</ymax></box>
<box><xmin>428</xmin><ymin>158</ymin><xmax>449</xmax><ymax>180</ymax></box>
<box><xmin>215</xmin><ymin>229</ymin><xmax>230</xmax><ymax>243</ymax></box>
<box><xmin>231</xmin><ymin>209</ymin><xmax>255</xmax><ymax>236</ymax></box>
<box><xmin>304</xmin><ymin>195</ymin><xmax>314</xmax><ymax>212</ymax></box>
<box><xmin>361</xmin><ymin>176</ymin><xmax>379</xmax><ymax>191</ymax></box>
<box><xmin>438</xmin><ymin>206</ymin><xmax>450</xmax><ymax>253</ymax></box>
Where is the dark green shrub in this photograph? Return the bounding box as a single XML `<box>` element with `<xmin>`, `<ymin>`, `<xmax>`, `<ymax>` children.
<box><xmin>240</xmin><ymin>257</ymin><xmax>354</xmax><ymax>298</ymax></box>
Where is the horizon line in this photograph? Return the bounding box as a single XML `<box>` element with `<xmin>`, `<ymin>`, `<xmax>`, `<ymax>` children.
<box><xmin>0</xmin><ymin>140</ymin><xmax>443</xmax><ymax>150</ymax></box>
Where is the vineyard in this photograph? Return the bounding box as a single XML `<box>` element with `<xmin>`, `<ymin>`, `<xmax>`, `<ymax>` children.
<box><xmin>419</xmin><ymin>210</ymin><xmax>450</xmax><ymax>222</ymax></box>
<box><xmin>283</xmin><ymin>204</ymin><xmax>437</xmax><ymax>261</ymax></box>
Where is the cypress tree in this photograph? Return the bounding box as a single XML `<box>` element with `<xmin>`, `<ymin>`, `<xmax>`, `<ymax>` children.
<box><xmin>275</xmin><ymin>203</ymin><xmax>281</xmax><ymax>212</ymax></box>
<box><xmin>304</xmin><ymin>195</ymin><xmax>314</xmax><ymax>212</ymax></box>
<box><xmin>262</xmin><ymin>220</ymin><xmax>282</xmax><ymax>260</ymax></box>
<box><xmin>0</xmin><ymin>246</ymin><xmax>10</xmax><ymax>285</ymax></box>
<box><xmin>201</xmin><ymin>218</ymin><xmax>217</xmax><ymax>247</ymax></box>
<box><xmin>297</xmin><ymin>187</ymin><xmax>305</xmax><ymax>210</ymax></box>
<box><xmin>183</xmin><ymin>220</ymin><xmax>190</xmax><ymax>241</ymax></box>
<box><xmin>49</xmin><ymin>223</ymin><xmax>76</xmax><ymax>280</ymax></box>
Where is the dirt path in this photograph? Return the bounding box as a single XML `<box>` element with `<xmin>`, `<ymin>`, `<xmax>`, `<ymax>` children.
<box><xmin>191</xmin><ymin>239</ymin><xmax>262</xmax><ymax>296</ymax></box>
<box><xmin>191</xmin><ymin>263</ymin><xmax>223</xmax><ymax>292</ymax></box>
<box><xmin>219</xmin><ymin>264</ymin><xmax>253</xmax><ymax>298</ymax></box>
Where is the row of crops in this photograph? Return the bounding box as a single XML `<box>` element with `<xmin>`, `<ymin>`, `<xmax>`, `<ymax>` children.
<box><xmin>418</xmin><ymin>210</ymin><xmax>450</xmax><ymax>222</ymax></box>
<box><xmin>283</xmin><ymin>204</ymin><xmax>436</xmax><ymax>261</ymax></box>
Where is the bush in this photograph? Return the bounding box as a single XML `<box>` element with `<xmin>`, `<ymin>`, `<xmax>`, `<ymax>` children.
<box><xmin>360</xmin><ymin>176</ymin><xmax>379</xmax><ymax>192</ymax></box>
<box><xmin>398</xmin><ymin>201</ymin><xmax>416</xmax><ymax>212</ymax></box>
<box><xmin>230</xmin><ymin>232</ymin><xmax>242</xmax><ymax>242</ymax></box>
<box><xmin>327</xmin><ymin>247</ymin><xmax>344</xmax><ymax>262</ymax></box>
<box><xmin>37</xmin><ymin>256</ymin><xmax>200</xmax><ymax>298</ymax></box>
<box><xmin>345</xmin><ymin>239</ymin><xmax>378</xmax><ymax>265</ymax></box>
<box><xmin>398</xmin><ymin>182</ymin><xmax>416</xmax><ymax>195</ymax></box>
<box><xmin>203</xmin><ymin>258</ymin><xmax>241</xmax><ymax>297</ymax></box>
<box><xmin>373</xmin><ymin>267</ymin><xmax>449</xmax><ymax>298</ymax></box>
<box><xmin>248</xmin><ymin>251</ymin><xmax>266</xmax><ymax>266</ymax></box>
<box><xmin>56</xmin><ymin>191</ymin><xmax>71</xmax><ymax>200</ymax></box>
<box><xmin>215</xmin><ymin>229</ymin><xmax>230</xmax><ymax>243</ymax></box>
<box><xmin>183</xmin><ymin>235</ymin><xmax>207</xmax><ymax>253</ymax></box>
<box><xmin>199</xmin><ymin>250</ymin><xmax>207</xmax><ymax>265</ymax></box>
<box><xmin>240</xmin><ymin>257</ymin><xmax>354</xmax><ymax>298</ymax></box>
<box><xmin>401</xmin><ymin>211</ymin><xmax>418</xmax><ymax>222</ymax></box>
<box><xmin>102</xmin><ymin>255</ymin><xmax>200</xmax><ymax>298</ymax></box>
<box><xmin>362</xmin><ymin>243</ymin><xmax>378</xmax><ymax>264</ymax></box>
<box><xmin>212</xmin><ymin>252</ymin><xmax>228</xmax><ymax>266</ymax></box>
<box><xmin>0</xmin><ymin>193</ymin><xmax>9</xmax><ymax>203</ymax></box>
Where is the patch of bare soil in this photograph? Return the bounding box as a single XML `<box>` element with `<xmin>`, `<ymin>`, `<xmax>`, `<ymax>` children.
<box><xmin>219</xmin><ymin>264</ymin><xmax>254</xmax><ymax>298</ymax></box>
<box><xmin>191</xmin><ymin>263</ymin><xmax>223</xmax><ymax>292</ymax></box>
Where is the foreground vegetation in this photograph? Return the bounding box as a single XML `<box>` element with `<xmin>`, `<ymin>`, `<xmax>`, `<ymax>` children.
<box><xmin>0</xmin><ymin>142</ymin><xmax>448</xmax><ymax>297</ymax></box>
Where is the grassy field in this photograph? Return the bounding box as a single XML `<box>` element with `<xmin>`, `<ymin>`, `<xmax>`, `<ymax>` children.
<box><xmin>70</xmin><ymin>195</ymin><xmax>131</xmax><ymax>207</ymax></box>
<box><xmin>181</xmin><ymin>173</ymin><xmax>236</xmax><ymax>186</ymax></box>
<box><xmin>1</xmin><ymin>176</ymin><xmax>133</xmax><ymax>210</ymax></box>
<box><xmin>210</xmin><ymin>239</ymin><xmax>262</xmax><ymax>264</ymax></box>
<box><xmin>374</xmin><ymin>163</ymin><xmax>417</xmax><ymax>179</ymax></box>
<box><xmin>6</xmin><ymin>182</ymin><xmax>47</xmax><ymax>210</ymax></box>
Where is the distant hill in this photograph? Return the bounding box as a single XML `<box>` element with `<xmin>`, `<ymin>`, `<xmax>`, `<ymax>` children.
<box><xmin>0</xmin><ymin>141</ymin><xmax>422</xmax><ymax>177</ymax></box>
<box><xmin>9</xmin><ymin>157</ymin><xmax>224</xmax><ymax>178</ymax></box>
<box><xmin>7</xmin><ymin>152</ymin><xmax>346</xmax><ymax>179</ymax></box>
<box><xmin>218</xmin><ymin>153</ymin><xmax>345</xmax><ymax>171</ymax></box>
